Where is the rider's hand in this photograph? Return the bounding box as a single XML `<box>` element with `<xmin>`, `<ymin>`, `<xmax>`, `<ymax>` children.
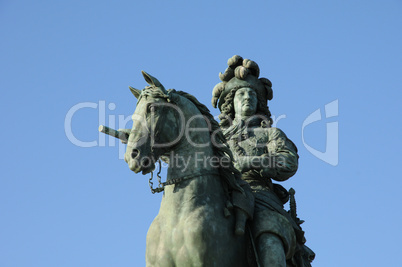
<box><xmin>234</xmin><ymin>156</ymin><xmax>252</xmax><ymax>173</ymax></box>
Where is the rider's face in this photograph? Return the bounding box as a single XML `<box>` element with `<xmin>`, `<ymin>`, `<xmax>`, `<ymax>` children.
<box><xmin>233</xmin><ymin>87</ymin><xmax>258</xmax><ymax>118</ymax></box>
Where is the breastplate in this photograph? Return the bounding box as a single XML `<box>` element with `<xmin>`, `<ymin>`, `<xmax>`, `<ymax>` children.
<box><xmin>229</xmin><ymin>127</ymin><xmax>268</xmax><ymax>157</ymax></box>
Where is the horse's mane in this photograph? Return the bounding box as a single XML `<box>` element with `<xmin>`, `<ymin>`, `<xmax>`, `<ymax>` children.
<box><xmin>172</xmin><ymin>90</ymin><xmax>244</xmax><ymax>195</ymax></box>
<box><xmin>140</xmin><ymin>86</ymin><xmax>170</xmax><ymax>101</ymax></box>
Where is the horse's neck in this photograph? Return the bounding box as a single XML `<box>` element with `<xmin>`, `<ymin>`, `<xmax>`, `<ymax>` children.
<box><xmin>163</xmin><ymin>142</ymin><xmax>225</xmax><ymax>210</ymax></box>
<box><xmin>163</xmin><ymin>109</ymin><xmax>223</xmax><ymax>201</ymax></box>
<box><xmin>166</xmin><ymin>98</ymin><xmax>217</xmax><ymax>182</ymax></box>
<box><xmin>166</xmin><ymin>140</ymin><xmax>216</xmax><ymax>182</ymax></box>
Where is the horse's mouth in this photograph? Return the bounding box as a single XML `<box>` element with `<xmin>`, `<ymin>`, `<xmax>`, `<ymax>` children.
<box><xmin>140</xmin><ymin>153</ymin><xmax>157</xmax><ymax>174</ymax></box>
<box><xmin>129</xmin><ymin>154</ymin><xmax>156</xmax><ymax>175</ymax></box>
<box><xmin>141</xmin><ymin>161</ymin><xmax>156</xmax><ymax>175</ymax></box>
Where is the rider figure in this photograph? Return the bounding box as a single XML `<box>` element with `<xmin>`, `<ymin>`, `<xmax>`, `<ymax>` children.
<box><xmin>212</xmin><ymin>55</ymin><xmax>299</xmax><ymax>266</ymax></box>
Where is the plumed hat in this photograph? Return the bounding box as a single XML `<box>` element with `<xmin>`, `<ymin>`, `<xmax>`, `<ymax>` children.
<box><xmin>212</xmin><ymin>55</ymin><xmax>273</xmax><ymax>111</ymax></box>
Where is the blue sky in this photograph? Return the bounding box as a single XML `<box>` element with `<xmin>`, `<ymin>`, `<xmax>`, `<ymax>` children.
<box><xmin>1</xmin><ymin>0</ymin><xmax>401</xmax><ymax>266</ymax></box>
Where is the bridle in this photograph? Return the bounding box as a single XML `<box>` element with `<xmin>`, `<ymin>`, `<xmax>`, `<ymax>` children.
<box><xmin>148</xmin><ymin>160</ymin><xmax>219</xmax><ymax>194</ymax></box>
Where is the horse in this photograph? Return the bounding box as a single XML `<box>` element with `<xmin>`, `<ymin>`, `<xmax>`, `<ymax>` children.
<box><xmin>123</xmin><ymin>71</ymin><xmax>251</xmax><ymax>266</ymax></box>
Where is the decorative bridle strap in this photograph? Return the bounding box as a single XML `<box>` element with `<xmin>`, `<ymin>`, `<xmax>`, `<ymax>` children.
<box><xmin>149</xmin><ymin>161</ymin><xmax>220</xmax><ymax>194</ymax></box>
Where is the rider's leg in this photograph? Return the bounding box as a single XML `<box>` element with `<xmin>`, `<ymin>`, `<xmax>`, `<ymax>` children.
<box><xmin>256</xmin><ymin>232</ymin><xmax>286</xmax><ymax>267</ymax></box>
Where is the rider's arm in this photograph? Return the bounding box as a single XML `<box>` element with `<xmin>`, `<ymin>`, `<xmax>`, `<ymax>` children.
<box><xmin>235</xmin><ymin>128</ymin><xmax>298</xmax><ymax>181</ymax></box>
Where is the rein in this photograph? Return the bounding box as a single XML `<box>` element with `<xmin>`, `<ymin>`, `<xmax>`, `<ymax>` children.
<box><xmin>148</xmin><ymin>160</ymin><xmax>219</xmax><ymax>194</ymax></box>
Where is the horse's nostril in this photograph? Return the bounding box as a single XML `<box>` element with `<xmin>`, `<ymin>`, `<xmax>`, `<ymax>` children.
<box><xmin>142</xmin><ymin>157</ymin><xmax>151</xmax><ymax>168</ymax></box>
<box><xmin>131</xmin><ymin>149</ymin><xmax>139</xmax><ymax>159</ymax></box>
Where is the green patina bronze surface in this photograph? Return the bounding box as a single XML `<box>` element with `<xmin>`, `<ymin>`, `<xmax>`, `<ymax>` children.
<box><xmin>121</xmin><ymin>71</ymin><xmax>253</xmax><ymax>266</ymax></box>
<box><xmin>212</xmin><ymin>55</ymin><xmax>314</xmax><ymax>267</ymax></box>
<box><xmin>100</xmin><ymin>57</ymin><xmax>315</xmax><ymax>267</ymax></box>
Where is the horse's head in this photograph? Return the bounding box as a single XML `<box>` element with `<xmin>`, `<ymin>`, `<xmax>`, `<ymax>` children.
<box><xmin>125</xmin><ymin>71</ymin><xmax>183</xmax><ymax>174</ymax></box>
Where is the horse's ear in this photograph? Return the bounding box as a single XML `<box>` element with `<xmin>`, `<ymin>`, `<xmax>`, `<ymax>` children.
<box><xmin>141</xmin><ymin>70</ymin><xmax>167</xmax><ymax>93</ymax></box>
<box><xmin>129</xmin><ymin>86</ymin><xmax>141</xmax><ymax>99</ymax></box>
